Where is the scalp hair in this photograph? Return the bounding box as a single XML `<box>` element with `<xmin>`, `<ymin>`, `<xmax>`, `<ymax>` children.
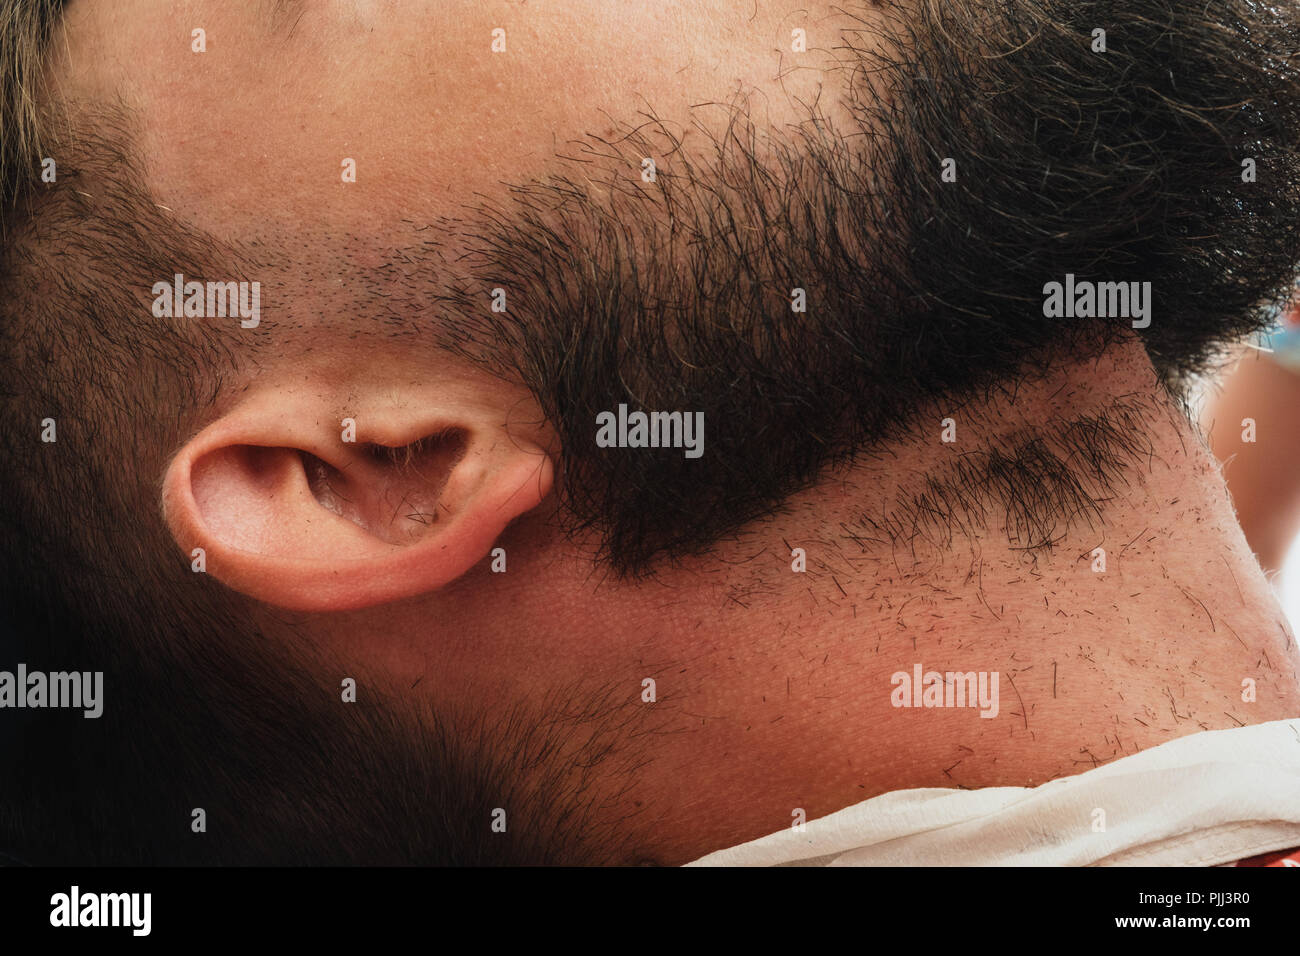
<box><xmin>2</xmin><ymin>0</ymin><xmax>1300</xmax><ymax>864</ymax></box>
<box><xmin>428</xmin><ymin>0</ymin><xmax>1300</xmax><ymax>573</ymax></box>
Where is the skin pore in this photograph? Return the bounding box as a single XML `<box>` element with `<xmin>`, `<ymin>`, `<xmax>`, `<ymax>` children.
<box><xmin>33</xmin><ymin>0</ymin><xmax>1300</xmax><ymax>866</ymax></box>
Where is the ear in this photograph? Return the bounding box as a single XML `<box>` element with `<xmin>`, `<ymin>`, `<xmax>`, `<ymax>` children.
<box><xmin>162</xmin><ymin>382</ymin><xmax>554</xmax><ymax>611</ymax></box>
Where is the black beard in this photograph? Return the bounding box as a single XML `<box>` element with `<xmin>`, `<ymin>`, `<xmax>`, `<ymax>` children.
<box><xmin>5</xmin><ymin>0</ymin><xmax>1300</xmax><ymax>865</ymax></box>
<box><xmin>424</xmin><ymin>0</ymin><xmax>1300</xmax><ymax>573</ymax></box>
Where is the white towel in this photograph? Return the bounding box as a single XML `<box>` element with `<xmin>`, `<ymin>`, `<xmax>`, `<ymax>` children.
<box><xmin>686</xmin><ymin>718</ymin><xmax>1300</xmax><ymax>866</ymax></box>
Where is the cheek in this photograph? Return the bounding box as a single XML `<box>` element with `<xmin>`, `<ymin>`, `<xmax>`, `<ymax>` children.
<box><xmin>61</xmin><ymin>0</ymin><xmax>854</xmax><ymax>243</ymax></box>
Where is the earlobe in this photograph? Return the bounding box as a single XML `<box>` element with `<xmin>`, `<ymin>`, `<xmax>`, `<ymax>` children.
<box><xmin>162</xmin><ymin>391</ymin><xmax>554</xmax><ymax>612</ymax></box>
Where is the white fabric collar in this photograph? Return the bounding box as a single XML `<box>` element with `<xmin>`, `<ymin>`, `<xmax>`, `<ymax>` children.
<box><xmin>686</xmin><ymin>718</ymin><xmax>1300</xmax><ymax>866</ymax></box>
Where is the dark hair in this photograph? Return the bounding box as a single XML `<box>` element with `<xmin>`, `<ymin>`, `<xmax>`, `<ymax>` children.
<box><xmin>429</xmin><ymin>0</ymin><xmax>1300</xmax><ymax>572</ymax></box>
<box><xmin>3</xmin><ymin>0</ymin><xmax>1300</xmax><ymax>863</ymax></box>
<box><xmin>0</xmin><ymin>0</ymin><xmax>65</xmax><ymax>214</ymax></box>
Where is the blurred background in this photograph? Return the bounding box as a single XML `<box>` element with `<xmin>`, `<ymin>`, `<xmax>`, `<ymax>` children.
<box><xmin>1200</xmin><ymin>301</ymin><xmax>1300</xmax><ymax>634</ymax></box>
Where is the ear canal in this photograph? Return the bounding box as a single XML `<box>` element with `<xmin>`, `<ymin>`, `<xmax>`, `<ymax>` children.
<box><xmin>299</xmin><ymin>428</ymin><xmax>470</xmax><ymax>545</ymax></box>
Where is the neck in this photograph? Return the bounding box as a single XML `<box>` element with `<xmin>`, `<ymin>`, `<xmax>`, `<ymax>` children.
<box><xmin>611</xmin><ymin>337</ymin><xmax>1300</xmax><ymax>864</ymax></box>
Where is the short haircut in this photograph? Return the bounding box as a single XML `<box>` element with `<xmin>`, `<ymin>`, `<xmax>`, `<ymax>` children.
<box><xmin>3</xmin><ymin>0</ymin><xmax>1300</xmax><ymax>862</ymax></box>
<box><xmin>7</xmin><ymin>1</ymin><xmax>1300</xmax><ymax>577</ymax></box>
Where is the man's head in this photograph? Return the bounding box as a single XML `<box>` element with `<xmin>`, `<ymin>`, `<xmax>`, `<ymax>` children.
<box><xmin>3</xmin><ymin>0</ymin><xmax>1300</xmax><ymax>864</ymax></box>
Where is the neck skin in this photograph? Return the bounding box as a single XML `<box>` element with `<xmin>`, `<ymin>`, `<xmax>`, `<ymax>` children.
<box><xmin>604</xmin><ymin>336</ymin><xmax>1298</xmax><ymax>864</ymax></box>
<box><xmin>301</xmin><ymin>336</ymin><xmax>1300</xmax><ymax>865</ymax></box>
